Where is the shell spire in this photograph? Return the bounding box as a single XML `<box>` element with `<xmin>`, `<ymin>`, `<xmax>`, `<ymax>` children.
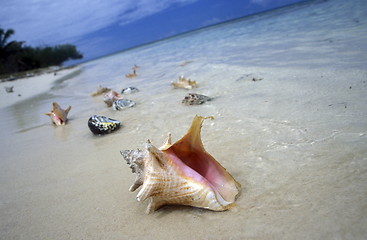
<box><xmin>122</xmin><ymin>116</ymin><xmax>241</xmax><ymax>213</ymax></box>
<box><xmin>120</xmin><ymin>149</ymin><xmax>145</xmax><ymax>191</ymax></box>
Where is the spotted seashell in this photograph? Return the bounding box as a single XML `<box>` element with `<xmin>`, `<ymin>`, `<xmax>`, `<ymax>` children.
<box><xmin>182</xmin><ymin>93</ymin><xmax>213</xmax><ymax>105</ymax></box>
<box><xmin>88</xmin><ymin>115</ymin><xmax>121</xmax><ymax>135</ymax></box>
<box><xmin>112</xmin><ymin>99</ymin><xmax>136</xmax><ymax>111</ymax></box>
<box><xmin>121</xmin><ymin>87</ymin><xmax>139</xmax><ymax>94</ymax></box>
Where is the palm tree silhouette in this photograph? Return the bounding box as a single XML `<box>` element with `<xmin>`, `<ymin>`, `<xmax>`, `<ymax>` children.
<box><xmin>0</xmin><ymin>28</ymin><xmax>15</xmax><ymax>48</ymax></box>
<box><xmin>0</xmin><ymin>28</ymin><xmax>24</xmax><ymax>56</ymax></box>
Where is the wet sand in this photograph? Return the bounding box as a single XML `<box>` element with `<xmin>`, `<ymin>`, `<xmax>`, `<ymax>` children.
<box><xmin>1</xmin><ymin>0</ymin><xmax>367</xmax><ymax>239</ymax></box>
<box><xmin>0</xmin><ymin>64</ymin><xmax>366</xmax><ymax>239</ymax></box>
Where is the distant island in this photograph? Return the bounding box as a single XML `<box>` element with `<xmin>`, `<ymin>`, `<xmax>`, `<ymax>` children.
<box><xmin>0</xmin><ymin>28</ymin><xmax>83</xmax><ymax>77</ymax></box>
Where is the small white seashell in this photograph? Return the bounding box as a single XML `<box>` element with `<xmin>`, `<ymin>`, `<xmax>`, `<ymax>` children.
<box><xmin>112</xmin><ymin>99</ymin><xmax>136</xmax><ymax>110</ymax></box>
<box><xmin>121</xmin><ymin>87</ymin><xmax>139</xmax><ymax>94</ymax></box>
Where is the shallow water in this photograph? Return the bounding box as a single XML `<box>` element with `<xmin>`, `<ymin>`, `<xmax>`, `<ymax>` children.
<box><xmin>1</xmin><ymin>0</ymin><xmax>367</xmax><ymax>239</ymax></box>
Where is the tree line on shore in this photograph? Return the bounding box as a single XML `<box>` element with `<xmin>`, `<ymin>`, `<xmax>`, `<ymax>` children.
<box><xmin>0</xmin><ymin>28</ymin><xmax>83</xmax><ymax>75</ymax></box>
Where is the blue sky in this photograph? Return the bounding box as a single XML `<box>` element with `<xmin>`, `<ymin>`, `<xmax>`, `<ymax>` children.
<box><xmin>0</xmin><ymin>0</ymin><xmax>305</xmax><ymax>63</ymax></box>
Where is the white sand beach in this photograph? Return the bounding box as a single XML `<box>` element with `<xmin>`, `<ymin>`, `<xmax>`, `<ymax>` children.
<box><xmin>0</xmin><ymin>67</ymin><xmax>81</xmax><ymax>108</ymax></box>
<box><xmin>0</xmin><ymin>0</ymin><xmax>366</xmax><ymax>239</ymax></box>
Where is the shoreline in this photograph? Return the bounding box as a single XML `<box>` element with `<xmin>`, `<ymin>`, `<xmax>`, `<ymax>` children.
<box><xmin>0</xmin><ymin>66</ymin><xmax>81</xmax><ymax>109</ymax></box>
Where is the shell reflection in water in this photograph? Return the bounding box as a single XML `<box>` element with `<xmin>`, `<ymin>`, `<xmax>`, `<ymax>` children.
<box><xmin>121</xmin><ymin>116</ymin><xmax>240</xmax><ymax>213</ymax></box>
<box><xmin>88</xmin><ymin>115</ymin><xmax>121</xmax><ymax>135</ymax></box>
<box><xmin>112</xmin><ymin>99</ymin><xmax>136</xmax><ymax>111</ymax></box>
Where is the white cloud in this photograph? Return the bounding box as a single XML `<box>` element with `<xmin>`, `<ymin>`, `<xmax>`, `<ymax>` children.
<box><xmin>117</xmin><ymin>0</ymin><xmax>196</xmax><ymax>25</ymax></box>
<box><xmin>0</xmin><ymin>0</ymin><xmax>197</xmax><ymax>45</ymax></box>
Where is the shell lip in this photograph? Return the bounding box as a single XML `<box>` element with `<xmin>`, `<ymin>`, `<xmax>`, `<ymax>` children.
<box><xmin>162</xmin><ymin>115</ymin><xmax>240</xmax><ymax>203</ymax></box>
<box><xmin>51</xmin><ymin>112</ymin><xmax>64</xmax><ymax>125</ymax></box>
<box><xmin>163</xmin><ymin>147</ymin><xmax>236</xmax><ymax>207</ymax></box>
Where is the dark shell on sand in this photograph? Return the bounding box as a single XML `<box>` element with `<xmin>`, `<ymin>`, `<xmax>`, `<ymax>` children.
<box><xmin>182</xmin><ymin>93</ymin><xmax>213</xmax><ymax>105</ymax></box>
<box><xmin>113</xmin><ymin>99</ymin><xmax>136</xmax><ymax>110</ymax></box>
<box><xmin>88</xmin><ymin>115</ymin><xmax>121</xmax><ymax>135</ymax></box>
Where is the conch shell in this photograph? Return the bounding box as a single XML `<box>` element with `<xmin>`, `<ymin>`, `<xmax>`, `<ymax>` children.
<box><xmin>171</xmin><ymin>76</ymin><xmax>197</xmax><ymax>90</ymax></box>
<box><xmin>121</xmin><ymin>116</ymin><xmax>240</xmax><ymax>213</ymax></box>
<box><xmin>125</xmin><ymin>65</ymin><xmax>138</xmax><ymax>78</ymax></box>
<box><xmin>45</xmin><ymin>102</ymin><xmax>71</xmax><ymax>125</ymax></box>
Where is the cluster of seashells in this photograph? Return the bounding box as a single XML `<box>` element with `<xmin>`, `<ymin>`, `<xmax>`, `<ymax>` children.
<box><xmin>87</xmin><ymin>85</ymin><xmax>139</xmax><ymax>134</ymax></box>
<box><xmin>91</xmin><ymin>86</ymin><xmax>138</xmax><ymax>110</ymax></box>
<box><xmin>44</xmin><ymin>65</ymin><xmax>241</xmax><ymax>213</ymax></box>
<box><xmin>45</xmin><ymin>70</ymin><xmax>213</xmax><ymax>130</ymax></box>
<box><xmin>44</xmin><ymin>84</ymin><xmax>139</xmax><ymax>134</ymax></box>
<box><xmin>102</xmin><ymin>90</ymin><xmax>137</xmax><ymax>110</ymax></box>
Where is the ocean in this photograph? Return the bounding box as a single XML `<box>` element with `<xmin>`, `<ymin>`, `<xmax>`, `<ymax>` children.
<box><xmin>1</xmin><ymin>0</ymin><xmax>366</xmax><ymax>239</ymax></box>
